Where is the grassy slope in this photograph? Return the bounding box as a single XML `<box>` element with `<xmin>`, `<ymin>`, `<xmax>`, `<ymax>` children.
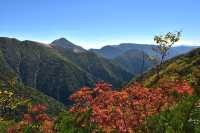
<box><xmin>131</xmin><ymin>48</ymin><xmax>200</xmax><ymax>91</ymax></box>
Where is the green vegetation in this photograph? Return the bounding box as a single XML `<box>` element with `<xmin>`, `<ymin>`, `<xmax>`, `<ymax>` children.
<box><xmin>0</xmin><ymin>76</ymin><xmax>65</xmax><ymax>133</ymax></box>
<box><xmin>0</xmin><ymin>77</ymin><xmax>65</xmax><ymax>117</ymax></box>
<box><xmin>55</xmin><ymin>111</ymin><xmax>101</xmax><ymax>133</ymax></box>
<box><xmin>144</xmin><ymin>96</ymin><xmax>200</xmax><ymax>133</ymax></box>
<box><xmin>134</xmin><ymin>48</ymin><xmax>200</xmax><ymax>91</ymax></box>
<box><xmin>0</xmin><ymin>120</ymin><xmax>15</xmax><ymax>133</ymax></box>
<box><xmin>0</xmin><ymin>37</ymin><xmax>132</xmax><ymax>105</ymax></box>
<box><xmin>51</xmin><ymin>38</ymin><xmax>133</xmax><ymax>88</ymax></box>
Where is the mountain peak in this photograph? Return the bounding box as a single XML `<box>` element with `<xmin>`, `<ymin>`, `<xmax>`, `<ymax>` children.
<box><xmin>51</xmin><ymin>38</ymin><xmax>74</xmax><ymax>46</ymax></box>
<box><xmin>50</xmin><ymin>38</ymin><xmax>86</xmax><ymax>53</ymax></box>
<box><xmin>55</xmin><ymin>37</ymin><xmax>69</xmax><ymax>42</ymax></box>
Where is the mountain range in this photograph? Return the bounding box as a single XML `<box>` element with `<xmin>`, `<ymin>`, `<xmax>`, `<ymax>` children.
<box><xmin>90</xmin><ymin>43</ymin><xmax>198</xmax><ymax>74</ymax></box>
<box><xmin>0</xmin><ymin>37</ymin><xmax>198</xmax><ymax>105</ymax></box>
<box><xmin>1</xmin><ymin>36</ymin><xmax>200</xmax><ymax>132</ymax></box>
<box><xmin>0</xmin><ymin>37</ymin><xmax>132</xmax><ymax>104</ymax></box>
<box><xmin>90</xmin><ymin>43</ymin><xmax>198</xmax><ymax>59</ymax></box>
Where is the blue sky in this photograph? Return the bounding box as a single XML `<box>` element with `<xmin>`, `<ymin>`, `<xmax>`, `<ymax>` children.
<box><xmin>0</xmin><ymin>0</ymin><xmax>199</xmax><ymax>49</ymax></box>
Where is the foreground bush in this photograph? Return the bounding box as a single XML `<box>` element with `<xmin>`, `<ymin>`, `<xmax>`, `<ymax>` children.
<box><xmin>7</xmin><ymin>104</ymin><xmax>54</xmax><ymax>133</ymax></box>
<box><xmin>55</xmin><ymin>111</ymin><xmax>101</xmax><ymax>133</ymax></box>
<box><xmin>145</xmin><ymin>96</ymin><xmax>200</xmax><ymax>133</ymax></box>
<box><xmin>69</xmin><ymin>81</ymin><xmax>193</xmax><ymax>132</ymax></box>
<box><xmin>1</xmin><ymin>80</ymin><xmax>194</xmax><ymax>133</ymax></box>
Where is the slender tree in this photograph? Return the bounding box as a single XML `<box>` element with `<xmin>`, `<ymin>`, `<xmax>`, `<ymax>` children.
<box><xmin>153</xmin><ymin>31</ymin><xmax>181</xmax><ymax>80</ymax></box>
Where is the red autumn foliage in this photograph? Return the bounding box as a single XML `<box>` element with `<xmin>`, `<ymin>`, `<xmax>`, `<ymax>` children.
<box><xmin>30</xmin><ymin>104</ymin><xmax>48</xmax><ymax>113</ymax></box>
<box><xmin>23</xmin><ymin>114</ymin><xmax>33</xmax><ymax>124</ymax></box>
<box><xmin>175</xmin><ymin>80</ymin><xmax>193</xmax><ymax>96</ymax></box>
<box><xmin>69</xmin><ymin>81</ymin><xmax>193</xmax><ymax>132</ymax></box>
<box><xmin>8</xmin><ymin>104</ymin><xmax>54</xmax><ymax>133</ymax></box>
<box><xmin>36</xmin><ymin>113</ymin><xmax>52</xmax><ymax>121</ymax></box>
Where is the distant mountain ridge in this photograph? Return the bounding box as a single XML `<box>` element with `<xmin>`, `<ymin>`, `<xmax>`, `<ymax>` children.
<box><xmin>112</xmin><ymin>49</ymin><xmax>157</xmax><ymax>74</ymax></box>
<box><xmin>90</xmin><ymin>43</ymin><xmax>199</xmax><ymax>74</ymax></box>
<box><xmin>90</xmin><ymin>43</ymin><xmax>198</xmax><ymax>59</ymax></box>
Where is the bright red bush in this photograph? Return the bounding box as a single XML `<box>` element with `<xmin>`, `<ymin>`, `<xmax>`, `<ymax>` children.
<box><xmin>69</xmin><ymin>81</ymin><xmax>193</xmax><ymax>132</ymax></box>
<box><xmin>175</xmin><ymin>80</ymin><xmax>193</xmax><ymax>96</ymax></box>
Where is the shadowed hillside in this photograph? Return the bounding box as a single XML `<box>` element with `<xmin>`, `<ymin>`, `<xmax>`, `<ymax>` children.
<box><xmin>0</xmin><ymin>37</ymin><xmax>133</xmax><ymax>104</ymax></box>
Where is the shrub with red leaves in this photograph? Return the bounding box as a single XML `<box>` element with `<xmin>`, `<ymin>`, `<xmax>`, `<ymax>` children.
<box><xmin>30</xmin><ymin>104</ymin><xmax>48</xmax><ymax>113</ymax></box>
<box><xmin>69</xmin><ymin>81</ymin><xmax>193</xmax><ymax>132</ymax></box>
<box><xmin>7</xmin><ymin>104</ymin><xmax>54</xmax><ymax>133</ymax></box>
<box><xmin>175</xmin><ymin>80</ymin><xmax>193</xmax><ymax>96</ymax></box>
